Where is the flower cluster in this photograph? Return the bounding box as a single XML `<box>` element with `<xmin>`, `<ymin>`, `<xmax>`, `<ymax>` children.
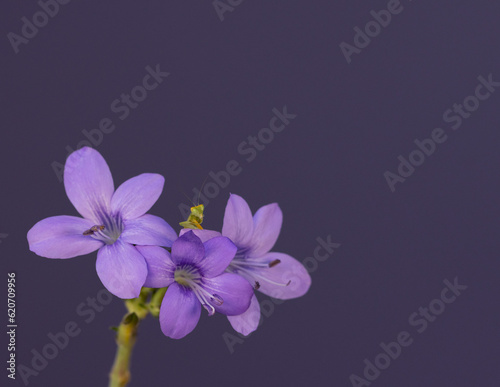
<box><xmin>28</xmin><ymin>148</ymin><xmax>311</xmax><ymax>339</ymax></box>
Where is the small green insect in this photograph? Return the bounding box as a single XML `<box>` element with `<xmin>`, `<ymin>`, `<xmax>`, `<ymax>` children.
<box><xmin>179</xmin><ymin>204</ymin><xmax>205</xmax><ymax>230</ymax></box>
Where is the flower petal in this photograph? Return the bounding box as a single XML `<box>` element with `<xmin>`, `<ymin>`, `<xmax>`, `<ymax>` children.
<box><xmin>121</xmin><ymin>214</ymin><xmax>177</xmax><ymax>247</ymax></box>
<box><xmin>179</xmin><ymin>228</ymin><xmax>221</xmax><ymax>242</ymax></box>
<box><xmin>170</xmin><ymin>231</ymin><xmax>204</xmax><ymax>266</ymax></box>
<box><xmin>222</xmin><ymin>194</ymin><xmax>254</xmax><ymax>249</ymax></box>
<box><xmin>203</xmin><ymin>273</ymin><xmax>253</xmax><ymax>316</ymax></box>
<box><xmin>198</xmin><ymin>237</ymin><xmax>237</xmax><ymax>278</ymax></box>
<box><xmin>96</xmin><ymin>239</ymin><xmax>147</xmax><ymax>299</ymax></box>
<box><xmin>136</xmin><ymin>245</ymin><xmax>175</xmax><ymax>288</ymax></box>
<box><xmin>111</xmin><ymin>173</ymin><xmax>164</xmax><ymax>220</ymax></box>
<box><xmin>227</xmin><ymin>294</ymin><xmax>261</xmax><ymax>336</ymax></box>
<box><xmin>253</xmin><ymin>252</ymin><xmax>311</xmax><ymax>299</ymax></box>
<box><xmin>249</xmin><ymin>203</ymin><xmax>282</xmax><ymax>257</ymax></box>
<box><xmin>159</xmin><ymin>283</ymin><xmax>201</xmax><ymax>339</ymax></box>
<box><xmin>27</xmin><ymin>216</ymin><xmax>104</xmax><ymax>259</ymax></box>
<box><xmin>64</xmin><ymin>147</ymin><xmax>114</xmax><ymax>222</ymax></box>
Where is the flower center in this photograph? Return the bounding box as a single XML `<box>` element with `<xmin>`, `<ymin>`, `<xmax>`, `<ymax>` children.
<box><xmin>229</xmin><ymin>256</ymin><xmax>291</xmax><ymax>289</ymax></box>
<box><xmin>174</xmin><ymin>266</ymin><xmax>200</xmax><ymax>287</ymax></box>
<box><xmin>83</xmin><ymin>212</ymin><xmax>123</xmax><ymax>245</ymax></box>
<box><xmin>174</xmin><ymin>265</ymin><xmax>223</xmax><ymax>316</ymax></box>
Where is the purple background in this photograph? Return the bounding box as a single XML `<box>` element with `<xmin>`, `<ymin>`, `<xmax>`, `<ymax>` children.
<box><xmin>2</xmin><ymin>1</ymin><xmax>499</xmax><ymax>386</ymax></box>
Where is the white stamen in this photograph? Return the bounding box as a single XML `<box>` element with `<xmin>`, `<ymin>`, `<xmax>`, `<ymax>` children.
<box><xmin>230</xmin><ymin>258</ymin><xmax>291</xmax><ymax>288</ymax></box>
<box><xmin>174</xmin><ymin>266</ymin><xmax>224</xmax><ymax>316</ymax></box>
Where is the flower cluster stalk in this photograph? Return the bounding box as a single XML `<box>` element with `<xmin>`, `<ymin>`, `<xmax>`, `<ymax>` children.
<box><xmin>108</xmin><ymin>288</ymin><xmax>155</xmax><ymax>387</ymax></box>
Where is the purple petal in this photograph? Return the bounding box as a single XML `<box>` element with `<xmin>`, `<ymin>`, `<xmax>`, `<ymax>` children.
<box><xmin>121</xmin><ymin>214</ymin><xmax>177</xmax><ymax>247</ymax></box>
<box><xmin>64</xmin><ymin>147</ymin><xmax>114</xmax><ymax>222</ymax></box>
<box><xmin>222</xmin><ymin>194</ymin><xmax>254</xmax><ymax>249</ymax></box>
<box><xmin>179</xmin><ymin>228</ymin><xmax>221</xmax><ymax>242</ymax></box>
<box><xmin>135</xmin><ymin>245</ymin><xmax>175</xmax><ymax>288</ymax></box>
<box><xmin>198</xmin><ymin>237</ymin><xmax>237</xmax><ymax>278</ymax></box>
<box><xmin>203</xmin><ymin>273</ymin><xmax>253</xmax><ymax>316</ymax></box>
<box><xmin>159</xmin><ymin>283</ymin><xmax>201</xmax><ymax>339</ymax></box>
<box><xmin>96</xmin><ymin>239</ymin><xmax>147</xmax><ymax>299</ymax></box>
<box><xmin>253</xmin><ymin>252</ymin><xmax>311</xmax><ymax>299</ymax></box>
<box><xmin>249</xmin><ymin>203</ymin><xmax>283</xmax><ymax>257</ymax></box>
<box><xmin>227</xmin><ymin>294</ymin><xmax>261</xmax><ymax>336</ymax></box>
<box><xmin>27</xmin><ymin>216</ymin><xmax>104</xmax><ymax>259</ymax></box>
<box><xmin>111</xmin><ymin>173</ymin><xmax>164</xmax><ymax>220</ymax></box>
<box><xmin>170</xmin><ymin>231</ymin><xmax>204</xmax><ymax>266</ymax></box>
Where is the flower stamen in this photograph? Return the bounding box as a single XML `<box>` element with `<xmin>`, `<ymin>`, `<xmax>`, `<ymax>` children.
<box><xmin>174</xmin><ymin>266</ymin><xmax>224</xmax><ymax>316</ymax></box>
<box><xmin>83</xmin><ymin>225</ymin><xmax>105</xmax><ymax>236</ymax></box>
<box><xmin>229</xmin><ymin>257</ymin><xmax>291</xmax><ymax>288</ymax></box>
<box><xmin>202</xmin><ymin>303</ymin><xmax>216</xmax><ymax>316</ymax></box>
<box><xmin>210</xmin><ymin>294</ymin><xmax>224</xmax><ymax>306</ymax></box>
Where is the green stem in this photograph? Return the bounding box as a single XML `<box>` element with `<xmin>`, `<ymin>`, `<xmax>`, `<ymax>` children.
<box><xmin>148</xmin><ymin>287</ymin><xmax>167</xmax><ymax>317</ymax></box>
<box><xmin>108</xmin><ymin>312</ymin><xmax>139</xmax><ymax>387</ymax></box>
<box><xmin>108</xmin><ymin>289</ymin><xmax>152</xmax><ymax>387</ymax></box>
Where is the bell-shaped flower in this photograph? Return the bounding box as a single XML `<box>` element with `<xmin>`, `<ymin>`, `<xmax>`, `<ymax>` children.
<box><xmin>27</xmin><ymin>147</ymin><xmax>177</xmax><ymax>299</ymax></box>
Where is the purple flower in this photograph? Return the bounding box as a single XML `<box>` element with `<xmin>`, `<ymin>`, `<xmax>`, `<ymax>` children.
<box><xmin>27</xmin><ymin>147</ymin><xmax>177</xmax><ymax>299</ymax></box>
<box><xmin>189</xmin><ymin>194</ymin><xmax>311</xmax><ymax>336</ymax></box>
<box><xmin>137</xmin><ymin>231</ymin><xmax>253</xmax><ymax>339</ymax></box>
